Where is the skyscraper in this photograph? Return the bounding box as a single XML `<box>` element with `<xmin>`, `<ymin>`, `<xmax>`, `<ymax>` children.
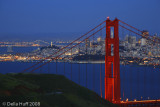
<box><xmin>141</xmin><ymin>30</ymin><xmax>149</xmax><ymax>46</ymax></box>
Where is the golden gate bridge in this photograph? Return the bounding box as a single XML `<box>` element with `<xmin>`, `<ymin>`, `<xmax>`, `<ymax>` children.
<box><xmin>21</xmin><ymin>17</ymin><xmax>160</xmax><ymax>107</ymax></box>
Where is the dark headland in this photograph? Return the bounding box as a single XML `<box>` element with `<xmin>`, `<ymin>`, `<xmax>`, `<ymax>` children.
<box><xmin>0</xmin><ymin>73</ymin><xmax>119</xmax><ymax>107</ymax></box>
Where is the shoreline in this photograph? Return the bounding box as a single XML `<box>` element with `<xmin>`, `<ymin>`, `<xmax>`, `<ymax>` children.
<box><xmin>0</xmin><ymin>60</ymin><xmax>159</xmax><ymax>67</ymax></box>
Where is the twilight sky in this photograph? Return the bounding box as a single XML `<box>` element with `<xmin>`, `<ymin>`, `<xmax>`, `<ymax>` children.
<box><xmin>0</xmin><ymin>0</ymin><xmax>160</xmax><ymax>41</ymax></box>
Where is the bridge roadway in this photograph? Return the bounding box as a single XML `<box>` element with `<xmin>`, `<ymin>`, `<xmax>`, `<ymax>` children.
<box><xmin>115</xmin><ymin>99</ymin><xmax>160</xmax><ymax>107</ymax></box>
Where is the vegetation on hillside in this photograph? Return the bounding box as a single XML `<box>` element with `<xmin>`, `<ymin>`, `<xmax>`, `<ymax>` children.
<box><xmin>0</xmin><ymin>73</ymin><xmax>118</xmax><ymax>107</ymax></box>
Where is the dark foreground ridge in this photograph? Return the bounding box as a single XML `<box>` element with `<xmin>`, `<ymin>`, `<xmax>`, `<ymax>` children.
<box><xmin>0</xmin><ymin>73</ymin><xmax>118</xmax><ymax>107</ymax></box>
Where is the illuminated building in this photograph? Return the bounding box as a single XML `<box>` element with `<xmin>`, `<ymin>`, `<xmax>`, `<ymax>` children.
<box><xmin>141</xmin><ymin>30</ymin><xmax>149</xmax><ymax>46</ymax></box>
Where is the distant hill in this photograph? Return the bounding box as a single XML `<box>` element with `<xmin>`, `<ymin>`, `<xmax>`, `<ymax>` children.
<box><xmin>0</xmin><ymin>73</ymin><xmax>119</xmax><ymax>107</ymax></box>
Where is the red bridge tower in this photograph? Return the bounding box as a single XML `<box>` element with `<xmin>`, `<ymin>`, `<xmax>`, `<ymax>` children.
<box><xmin>105</xmin><ymin>17</ymin><xmax>120</xmax><ymax>103</ymax></box>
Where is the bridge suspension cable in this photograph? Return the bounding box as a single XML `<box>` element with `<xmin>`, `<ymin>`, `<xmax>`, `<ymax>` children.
<box><xmin>119</xmin><ymin>20</ymin><xmax>160</xmax><ymax>43</ymax></box>
<box><xmin>21</xmin><ymin>21</ymin><xmax>105</xmax><ymax>73</ymax></box>
<box><xmin>119</xmin><ymin>24</ymin><xmax>160</xmax><ymax>44</ymax></box>
<box><xmin>29</xmin><ymin>26</ymin><xmax>106</xmax><ymax>73</ymax></box>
